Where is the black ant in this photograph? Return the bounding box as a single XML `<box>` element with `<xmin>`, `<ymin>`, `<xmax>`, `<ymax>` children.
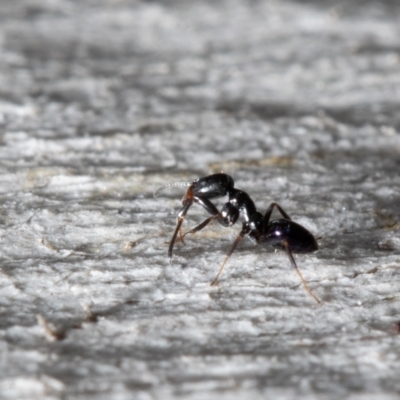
<box><xmin>155</xmin><ymin>173</ymin><xmax>320</xmax><ymax>303</ymax></box>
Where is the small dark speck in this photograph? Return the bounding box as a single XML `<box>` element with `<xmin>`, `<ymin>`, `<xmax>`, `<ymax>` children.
<box><xmin>392</xmin><ymin>321</ymin><xmax>400</xmax><ymax>334</ymax></box>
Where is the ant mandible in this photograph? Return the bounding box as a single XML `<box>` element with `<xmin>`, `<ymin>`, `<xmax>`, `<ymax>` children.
<box><xmin>154</xmin><ymin>173</ymin><xmax>320</xmax><ymax>303</ymax></box>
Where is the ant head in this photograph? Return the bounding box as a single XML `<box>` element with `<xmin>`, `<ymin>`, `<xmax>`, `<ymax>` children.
<box><xmin>221</xmin><ymin>203</ymin><xmax>239</xmax><ymax>227</ymax></box>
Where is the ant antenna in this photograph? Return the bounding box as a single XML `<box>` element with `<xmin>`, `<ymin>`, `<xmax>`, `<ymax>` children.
<box><xmin>153</xmin><ymin>182</ymin><xmax>191</xmax><ymax>198</ymax></box>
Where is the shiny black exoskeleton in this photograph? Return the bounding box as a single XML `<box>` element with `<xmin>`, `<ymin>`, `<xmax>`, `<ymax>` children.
<box><xmin>155</xmin><ymin>173</ymin><xmax>320</xmax><ymax>303</ymax></box>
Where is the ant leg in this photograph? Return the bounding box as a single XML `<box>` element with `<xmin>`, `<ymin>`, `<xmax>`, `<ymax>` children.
<box><xmin>181</xmin><ymin>197</ymin><xmax>236</xmax><ymax>239</ymax></box>
<box><xmin>194</xmin><ymin>196</ymin><xmax>220</xmax><ymax>217</ymax></box>
<box><xmin>282</xmin><ymin>240</ymin><xmax>321</xmax><ymax>304</ymax></box>
<box><xmin>176</xmin><ymin>197</ymin><xmax>221</xmax><ymax>244</ymax></box>
<box><xmin>210</xmin><ymin>227</ymin><xmax>248</xmax><ymax>286</ymax></box>
<box><xmin>170</xmin><ymin>196</ymin><xmax>232</xmax><ymax>252</ymax></box>
<box><xmin>182</xmin><ymin>200</ymin><xmax>240</xmax><ymax>239</ymax></box>
<box><xmin>168</xmin><ymin>197</ymin><xmax>193</xmax><ymax>259</ymax></box>
<box><xmin>169</xmin><ymin>193</ymin><xmax>222</xmax><ymax>254</ymax></box>
<box><xmin>182</xmin><ymin>216</ymin><xmax>216</xmax><ymax>239</ymax></box>
<box><xmin>263</xmin><ymin>202</ymin><xmax>292</xmax><ymax>225</ymax></box>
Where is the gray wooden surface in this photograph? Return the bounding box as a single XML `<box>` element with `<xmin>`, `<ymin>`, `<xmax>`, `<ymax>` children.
<box><xmin>0</xmin><ymin>1</ymin><xmax>399</xmax><ymax>399</ymax></box>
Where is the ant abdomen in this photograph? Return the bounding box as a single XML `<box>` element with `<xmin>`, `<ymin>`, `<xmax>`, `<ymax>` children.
<box><xmin>262</xmin><ymin>219</ymin><xmax>318</xmax><ymax>253</ymax></box>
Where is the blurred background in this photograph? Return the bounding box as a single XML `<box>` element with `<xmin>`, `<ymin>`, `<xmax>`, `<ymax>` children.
<box><xmin>0</xmin><ymin>1</ymin><xmax>399</xmax><ymax>399</ymax></box>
